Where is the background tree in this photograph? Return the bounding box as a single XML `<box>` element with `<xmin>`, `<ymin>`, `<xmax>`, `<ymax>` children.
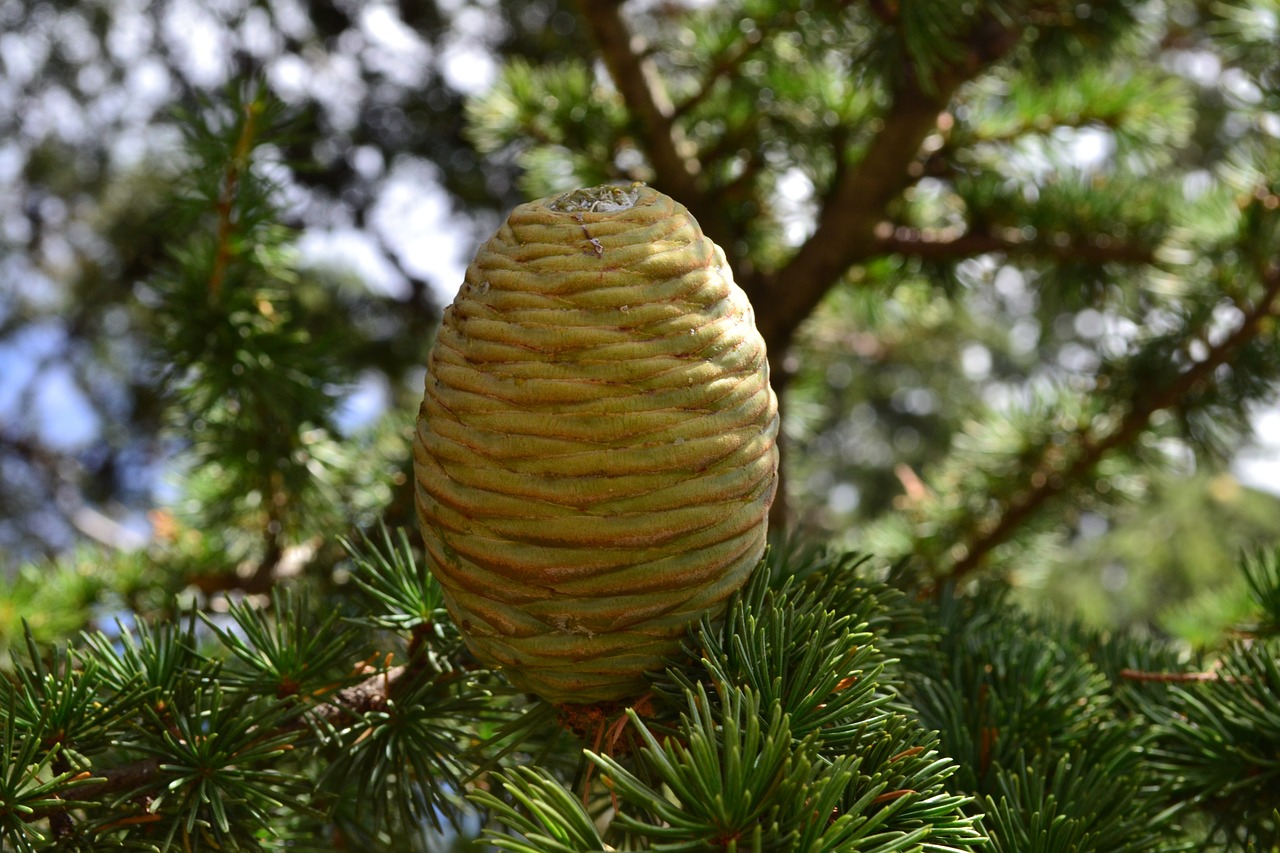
<box><xmin>2</xmin><ymin>0</ymin><xmax>1280</xmax><ymax>850</ymax></box>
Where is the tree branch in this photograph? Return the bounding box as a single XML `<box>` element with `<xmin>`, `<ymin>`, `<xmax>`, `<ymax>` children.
<box><xmin>209</xmin><ymin>96</ymin><xmax>261</xmax><ymax>300</ymax></box>
<box><xmin>576</xmin><ymin>0</ymin><xmax>733</xmax><ymax>252</ymax></box>
<box><xmin>670</xmin><ymin>7</ymin><xmax>798</xmax><ymax>121</ymax></box>
<box><xmin>875</xmin><ymin>227</ymin><xmax>1158</xmax><ymax>266</ymax></box>
<box><xmin>577</xmin><ymin>1</ymin><xmax>699</xmax><ymax>197</ymax></box>
<box><xmin>62</xmin><ymin>665</ymin><xmax>410</xmax><ymax>810</ymax></box>
<box><xmin>940</xmin><ymin>260</ymin><xmax>1280</xmax><ymax>584</ymax></box>
<box><xmin>746</xmin><ymin>15</ymin><xmax>1023</xmax><ymax>357</ymax></box>
<box><xmin>1119</xmin><ymin>668</ymin><xmax>1225</xmax><ymax>683</ymax></box>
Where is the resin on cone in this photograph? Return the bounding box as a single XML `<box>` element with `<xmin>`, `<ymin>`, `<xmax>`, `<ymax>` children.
<box><xmin>413</xmin><ymin>184</ymin><xmax>778</xmax><ymax>703</ymax></box>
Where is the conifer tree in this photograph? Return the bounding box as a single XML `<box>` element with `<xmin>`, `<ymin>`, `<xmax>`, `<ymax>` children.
<box><xmin>2</xmin><ymin>1</ymin><xmax>1280</xmax><ymax>851</ymax></box>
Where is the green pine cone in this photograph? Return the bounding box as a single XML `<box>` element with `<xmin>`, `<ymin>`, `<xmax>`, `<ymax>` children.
<box><xmin>413</xmin><ymin>184</ymin><xmax>778</xmax><ymax>703</ymax></box>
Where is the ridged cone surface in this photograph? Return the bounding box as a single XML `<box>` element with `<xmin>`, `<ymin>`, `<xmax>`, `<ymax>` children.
<box><xmin>413</xmin><ymin>185</ymin><xmax>778</xmax><ymax>703</ymax></box>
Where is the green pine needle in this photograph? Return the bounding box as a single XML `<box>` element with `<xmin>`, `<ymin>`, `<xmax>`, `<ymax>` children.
<box><xmin>340</xmin><ymin>523</ymin><xmax>453</xmax><ymax>642</ymax></box>
<box><xmin>1240</xmin><ymin>549</ymin><xmax>1280</xmax><ymax>638</ymax></box>
<box><xmin>201</xmin><ymin>587</ymin><xmax>362</xmax><ymax>701</ymax></box>
<box><xmin>471</xmin><ymin>765</ymin><xmax>610</xmax><ymax>853</ymax></box>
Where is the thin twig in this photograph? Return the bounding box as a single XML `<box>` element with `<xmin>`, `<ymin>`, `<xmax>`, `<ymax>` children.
<box><xmin>208</xmin><ymin>97</ymin><xmax>261</xmax><ymax>299</ymax></box>
<box><xmin>874</xmin><ymin>228</ymin><xmax>1158</xmax><ymax>266</ymax></box>
<box><xmin>52</xmin><ymin>664</ymin><xmax>410</xmax><ymax>812</ymax></box>
<box><xmin>577</xmin><ymin>0</ymin><xmax>734</xmax><ymax>252</ymax></box>
<box><xmin>1119</xmin><ymin>669</ymin><xmax>1222</xmax><ymax>683</ymax></box>
<box><xmin>671</xmin><ymin>8</ymin><xmax>797</xmax><ymax>120</ymax></box>
<box><xmin>745</xmin><ymin>14</ymin><xmax>1023</xmax><ymax>355</ymax></box>
<box><xmin>577</xmin><ymin>0</ymin><xmax>698</xmax><ymax>194</ymax></box>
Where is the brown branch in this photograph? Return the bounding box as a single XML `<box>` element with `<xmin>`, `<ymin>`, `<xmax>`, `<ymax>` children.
<box><xmin>309</xmin><ymin>664</ymin><xmax>408</xmax><ymax>725</ymax></box>
<box><xmin>1120</xmin><ymin>666</ymin><xmax>1255</xmax><ymax>685</ymax></box>
<box><xmin>1119</xmin><ymin>668</ymin><xmax>1223</xmax><ymax>683</ymax></box>
<box><xmin>577</xmin><ymin>1</ymin><xmax>700</xmax><ymax>198</ymax></box>
<box><xmin>576</xmin><ymin>0</ymin><xmax>734</xmax><ymax>252</ymax></box>
<box><xmin>208</xmin><ymin>97</ymin><xmax>261</xmax><ymax>300</ymax></box>
<box><xmin>749</xmin><ymin>81</ymin><xmax>947</xmax><ymax>350</ymax></box>
<box><xmin>742</xmin><ymin>12</ymin><xmax>1022</xmax><ymax>528</ymax></box>
<box><xmin>874</xmin><ymin>227</ymin><xmax>1158</xmax><ymax>266</ymax></box>
<box><xmin>671</xmin><ymin>28</ymin><xmax>762</xmax><ymax>120</ymax></box>
<box><xmin>68</xmin><ymin>759</ymin><xmax>164</xmax><ymax>805</ymax></box>
<box><xmin>577</xmin><ymin>3</ymin><xmax>1026</xmax><ymax>362</ymax></box>
<box><xmin>57</xmin><ymin>664</ymin><xmax>410</xmax><ymax>811</ymax></box>
<box><xmin>670</xmin><ymin>7</ymin><xmax>799</xmax><ymax>121</ymax></box>
<box><xmin>941</xmin><ymin>261</ymin><xmax>1280</xmax><ymax>584</ymax></box>
<box><xmin>746</xmin><ymin>15</ymin><xmax>1023</xmax><ymax>357</ymax></box>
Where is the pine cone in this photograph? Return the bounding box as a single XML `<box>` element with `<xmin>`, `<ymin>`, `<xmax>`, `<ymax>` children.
<box><xmin>412</xmin><ymin>184</ymin><xmax>778</xmax><ymax>703</ymax></box>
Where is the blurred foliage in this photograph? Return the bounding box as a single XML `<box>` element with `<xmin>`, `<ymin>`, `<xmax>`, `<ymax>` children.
<box><xmin>1031</xmin><ymin>472</ymin><xmax>1280</xmax><ymax>643</ymax></box>
<box><xmin>0</xmin><ymin>0</ymin><xmax>589</xmax><ymax>559</ymax></box>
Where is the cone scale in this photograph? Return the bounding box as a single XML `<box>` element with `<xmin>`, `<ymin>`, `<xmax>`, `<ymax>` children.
<box><xmin>413</xmin><ymin>184</ymin><xmax>778</xmax><ymax>703</ymax></box>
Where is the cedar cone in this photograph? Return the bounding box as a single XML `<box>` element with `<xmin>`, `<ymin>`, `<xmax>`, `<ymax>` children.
<box><xmin>413</xmin><ymin>184</ymin><xmax>778</xmax><ymax>703</ymax></box>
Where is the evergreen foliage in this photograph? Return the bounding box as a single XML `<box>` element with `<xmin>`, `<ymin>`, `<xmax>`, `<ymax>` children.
<box><xmin>3</xmin><ymin>0</ymin><xmax>1280</xmax><ymax>850</ymax></box>
<box><xmin>5</xmin><ymin>531</ymin><xmax>1280</xmax><ymax>847</ymax></box>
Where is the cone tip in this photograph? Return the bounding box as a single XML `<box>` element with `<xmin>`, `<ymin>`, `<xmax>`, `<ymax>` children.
<box><xmin>546</xmin><ymin>182</ymin><xmax>647</xmax><ymax>214</ymax></box>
